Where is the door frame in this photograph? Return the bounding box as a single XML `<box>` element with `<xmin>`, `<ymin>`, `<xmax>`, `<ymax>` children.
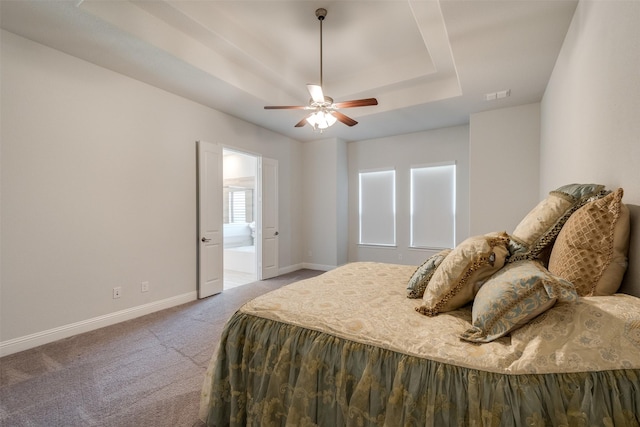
<box><xmin>197</xmin><ymin>144</ymin><xmax>279</xmax><ymax>294</ymax></box>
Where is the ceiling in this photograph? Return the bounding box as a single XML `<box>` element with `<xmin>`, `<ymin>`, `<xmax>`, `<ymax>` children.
<box><xmin>0</xmin><ymin>0</ymin><xmax>578</xmax><ymax>143</ymax></box>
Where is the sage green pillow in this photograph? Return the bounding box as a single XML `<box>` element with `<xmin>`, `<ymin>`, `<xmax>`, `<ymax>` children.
<box><xmin>460</xmin><ymin>260</ymin><xmax>578</xmax><ymax>343</ymax></box>
<box><xmin>406</xmin><ymin>249</ymin><xmax>451</xmax><ymax>299</ymax></box>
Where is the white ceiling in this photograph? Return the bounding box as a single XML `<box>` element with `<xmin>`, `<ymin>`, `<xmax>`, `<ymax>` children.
<box><xmin>1</xmin><ymin>0</ymin><xmax>578</xmax><ymax>142</ymax></box>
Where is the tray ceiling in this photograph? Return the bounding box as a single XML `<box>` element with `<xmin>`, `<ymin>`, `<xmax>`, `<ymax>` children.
<box><xmin>1</xmin><ymin>0</ymin><xmax>578</xmax><ymax>142</ymax></box>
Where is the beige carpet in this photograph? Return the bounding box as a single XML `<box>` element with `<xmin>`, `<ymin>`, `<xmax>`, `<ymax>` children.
<box><xmin>0</xmin><ymin>269</ymin><xmax>323</xmax><ymax>427</ymax></box>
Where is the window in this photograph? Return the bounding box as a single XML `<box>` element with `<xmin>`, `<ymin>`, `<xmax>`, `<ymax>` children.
<box><xmin>228</xmin><ymin>189</ymin><xmax>250</xmax><ymax>223</ymax></box>
<box><xmin>359</xmin><ymin>169</ymin><xmax>396</xmax><ymax>246</ymax></box>
<box><xmin>410</xmin><ymin>163</ymin><xmax>456</xmax><ymax>249</ymax></box>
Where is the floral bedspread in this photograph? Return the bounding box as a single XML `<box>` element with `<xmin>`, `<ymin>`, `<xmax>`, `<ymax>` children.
<box><xmin>200</xmin><ymin>262</ymin><xmax>640</xmax><ymax>426</ymax></box>
<box><xmin>241</xmin><ymin>262</ymin><xmax>640</xmax><ymax>374</ymax></box>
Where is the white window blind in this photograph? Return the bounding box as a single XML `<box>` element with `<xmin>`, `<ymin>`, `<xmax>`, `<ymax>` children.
<box><xmin>359</xmin><ymin>169</ymin><xmax>396</xmax><ymax>246</ymax></box>
<box><xmin>229</xmin><ymin>190</ymin><xmax>246</xmax><ymax>223</ymax></box>
<box><xmin>410</xmin><ymin>163</ymin><xmax>456</xmax><ymax>249</ymax></box>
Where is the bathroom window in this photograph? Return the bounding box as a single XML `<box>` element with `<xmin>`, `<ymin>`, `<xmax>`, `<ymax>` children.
<box><xmin>359</xmin><ymin>169</ymin><xmax>396</xmax><ymax>246</ymax></box>
<box><xmin>228</xmin><ymin>190</ymin><xmax>246</xmax><ymax>223</ymax></box>
<box><xmin>227</xmin><ymin>188</ymin><xmax>253</xmax><ymax>224</ymax></box>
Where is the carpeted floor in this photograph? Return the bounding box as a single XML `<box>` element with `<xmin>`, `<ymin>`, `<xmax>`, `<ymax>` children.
<box><xmin>0</xmin><ymin>269</ymin><xmax>323</xmax><ymax>427</ymax></box>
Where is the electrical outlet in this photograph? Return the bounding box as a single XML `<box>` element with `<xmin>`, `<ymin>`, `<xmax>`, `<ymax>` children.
<box><xmin>141</xmin><ymin>281</ymin><xmax>149</xmax><ymax>293</ymax></box>
<box><xmin>113</xmin><ymin>287</ymin><xmax>122</xmax><ymax>299</ymax></box>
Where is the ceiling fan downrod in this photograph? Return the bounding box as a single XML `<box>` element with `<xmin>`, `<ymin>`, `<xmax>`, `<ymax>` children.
<box><xmin>316</xmin><ymin>8</ymin><xmax>327</xmax><ymax>89</ymax></box>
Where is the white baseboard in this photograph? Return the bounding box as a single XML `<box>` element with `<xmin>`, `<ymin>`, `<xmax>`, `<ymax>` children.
<box><xmin>0</xmin><ymin>291</ymin><xmax>197</xmax><ymax>357</ymax></box>
<box><xmin>281</xmin><ymin>262</ymin><xmax>332</xmax><ymax>274</ymax></box>
<box><xmin>278</xmin><ymin>263</ymin><xmax>304</xmax><ymax>275</ymax></box>
<box><xmin>301</xmin><ymin>262</ymin><xmax>336</xmax><ymax>272</ymax></box>
<box><xmin>279</xmin><ymin>263</ymin><xmax>336</xmax><ymax>274</ymax></box>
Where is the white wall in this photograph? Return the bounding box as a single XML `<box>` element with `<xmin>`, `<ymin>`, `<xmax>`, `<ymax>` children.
<box><xmin>336</xmin><ymin>140</ymin><xmax>349</xmax><ymax>266</ymax></box>
<box><xmin>469</xmin><ymin>103</ymin><xmax>541</xmax><ymax>235</ymax></box>
<box><xmin>0</xmin><ymin>31</ymin><xmax>303</xmax><ymax>352</ymax></box>
<box><xmin>540</xmin><ymin>0</ymin><xmax>640</xmax><ymax>295</ymax></box>
<box><xmin>347</xmin><ymin>125</ymin><xmax>470</xmax><ymax>266</ymax></box>
<box><xmin>223</xmin><ymin>151</ymin><xmax>257</xmax><ymax>180</ymax></box>
<box><xmin>540</xmin><ymin>0</ymin><xmax>640</xmax><ymax>204</ymax></box>
<box><xmin>301</xmin><ymin>138</ymin><xmax>348</xmax><ymax>270</ymax></box>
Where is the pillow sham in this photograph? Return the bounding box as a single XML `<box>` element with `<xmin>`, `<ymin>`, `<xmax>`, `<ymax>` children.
<box><xmin>417</xmin><ymin>232</ymin><xmax>509</xmax><ymax>316</ymax></box>
<box><xmin>406</xmin><ymin>249</ymin><xmax>452</xmax><ymax>299</ymax></box>
<box><xmin>508</xmin><ymin>183</ymin><xmax>608</xmax><ymax>263</ymax></box>
<box><xmin>548</xmin><ymin>188</ymin><xmax>630</xmax><ymax>296</ymax></box>
<box><xmin>460</xmin><ymin>260</ymin><xmax>578</xmax><ymax>343</ymax></box>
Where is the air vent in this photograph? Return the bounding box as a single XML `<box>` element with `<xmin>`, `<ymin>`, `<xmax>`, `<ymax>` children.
<box><xmin>484</xmin><ymin>89</ymin><xmax>511</xmax><ymax>101</ymax></box>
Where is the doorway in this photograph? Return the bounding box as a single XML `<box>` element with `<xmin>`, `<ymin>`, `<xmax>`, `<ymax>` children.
<box><xmin>222</xmin><ymin>149</ymin><xmax>257</xmax><ymax>289</ymax></box>
<box><xmin>197</xmin><ymin>141</ymin><xmax>279</xmax><ymax>298</ymax></box>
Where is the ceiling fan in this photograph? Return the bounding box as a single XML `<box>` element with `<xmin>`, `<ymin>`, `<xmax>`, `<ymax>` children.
<box><xmin>264</xmin><ymin>8</ymin><xmax>378</xmax><ymax>131</ymax></box>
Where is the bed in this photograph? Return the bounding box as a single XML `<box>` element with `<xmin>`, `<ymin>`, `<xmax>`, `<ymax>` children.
<box><xmin>199</xmin><ymin>185</ymin><xmax>640</xmax><ymax>426</ymax></box>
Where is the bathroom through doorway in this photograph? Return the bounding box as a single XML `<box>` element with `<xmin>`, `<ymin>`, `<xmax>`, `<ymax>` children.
<box><xmin>222</xmin><ymin>149</ymin><xmax>257</xmax><ymax>289</ymax></box>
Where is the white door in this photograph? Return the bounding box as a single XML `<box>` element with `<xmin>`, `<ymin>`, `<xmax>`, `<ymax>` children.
<box><xmin>197</xmin><ymin>141</ymin><xmax>223</xmax><ymax>298</ymax></box>
<box><xmin>259</xmin><ymin>157</ymin><xmax>279</xmax><ymax>280</ymax></box>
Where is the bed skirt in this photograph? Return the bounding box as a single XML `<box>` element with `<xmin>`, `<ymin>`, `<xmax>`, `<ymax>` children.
<box><xmin>200</xmin><ymin>312</ymin><xmax>640</xmax><ymax>427</ymax></box>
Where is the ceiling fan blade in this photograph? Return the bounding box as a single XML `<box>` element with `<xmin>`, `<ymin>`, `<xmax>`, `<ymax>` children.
<box><xmin>294</xmin><ymin>116</ymin><xmax>310</xmax><ymax>127</ymax></box>
<box><xmin>307</xmin><ymin>84</ymin><xmax>325</xmax><ymax>104</ymax></box>
<box><xmin>264</xmin><ymin>105</ymin><xmax>307</xmax><ymax>110</ymax></box>
<box><xmin>332</xmin><ymin>111</ymin><xmax>358</xmax><ymax>127</ymax></box>
<box><xmin>333</xmin><ymin>98</ymin><xmax>378</xmax><ymax>109</ymax></box>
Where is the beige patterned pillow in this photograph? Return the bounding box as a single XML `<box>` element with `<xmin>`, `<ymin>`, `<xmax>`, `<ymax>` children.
<box><xmin>406</xmin><ymin>249</ymin><xmax>452</xmax><ymax>299</ymax></box>
<box><xmin>509</xmin><ymin>183</ymin><xmax>607</xmax><ymax>263</ymax></box>
<box><xmin>417</xmin><ymin>232</ymin><xmax>510</xmax><ymax>316</ymax></box>
<box><xmin>548</xmin><ymin>188</ymin><xmax>630</xmax><ymax>296</ymax></box>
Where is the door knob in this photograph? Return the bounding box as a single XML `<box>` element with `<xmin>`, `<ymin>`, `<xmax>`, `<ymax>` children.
<box><xmin>201</xmin><ymin>237</ymin><xmax>211</xmax><ymax>242</ymax></box>
<box><xmin>274</xmin><ymin>231</ymin><xmax>279</xmax><ymax>236</ymax></box>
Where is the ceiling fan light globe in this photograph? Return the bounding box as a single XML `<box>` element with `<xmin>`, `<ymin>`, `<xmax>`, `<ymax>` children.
<box><xmin>324</xmin><ymin>112</ymin><xmax>337</xmax><ymax>127</ymax></box>
<box><xmin>306</xmin><ymin>111</ymin><xmax>336</xmax><ymax>129</ymax></box>
<box><xmin>305</xmin><ymin>113</ymin><xmax>318</xmax><ymax>128</ymax></box>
